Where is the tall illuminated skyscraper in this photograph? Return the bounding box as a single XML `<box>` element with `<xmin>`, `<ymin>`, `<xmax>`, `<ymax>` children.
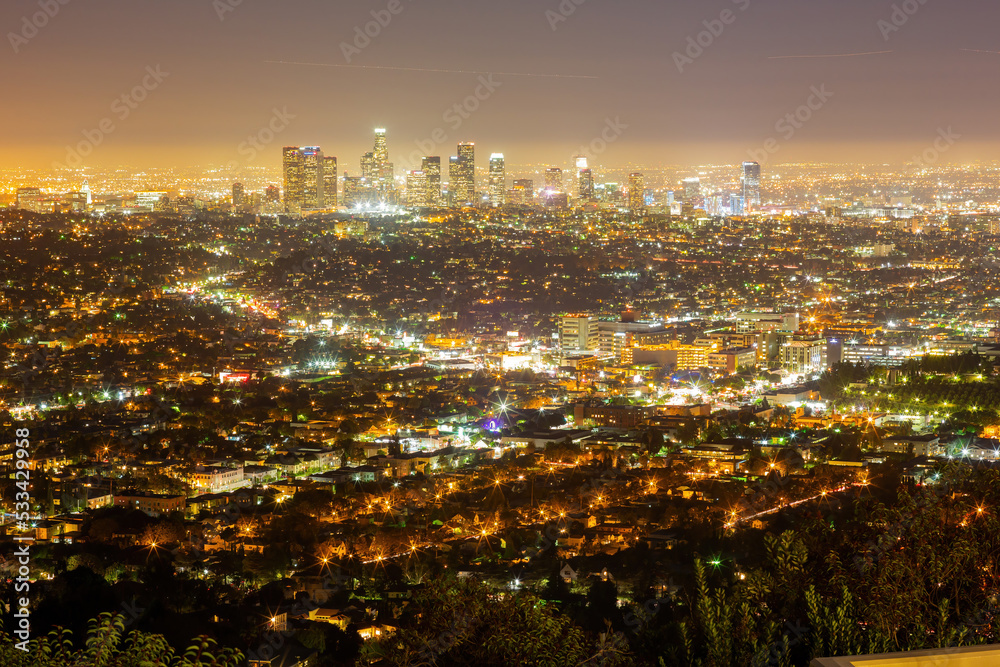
<box><xmin>283</xmin><ymin>146</ymin><xmax>325</xmax><ymax>213</ymax></box>
<box><xmin>374</xmin><ymin>128</ymin><xmax>389</xmax><ymax>171</ymax></box>
<box><xmin>628</xmin><ymin>173</ymin><xmax>645</xmax><ymax>214</ymax></box>
<box><xmin>451</xmin><ymin>142</ymin><xmax>476</xmax><ymax>205</ymax></box>
<box><xmin>544</xmin><ymin>167</ymin><xmax>563</xmax><ymax>194</ymax></box>
<box><xmin>573</xmin><ymin>156</ymin><xmax>593</xmax><ymax>201</ymax></box>
<box><xmin>447</xmin><ymin>157</ymin><xmax>460</xmax><ymax>205</ymax></box>
<box><xmin>406</xmin><ymin>170</ymin><xmax>428</xmax><ymax>207</ymax></box>
<box><xmin>232</xmin><ymin>182</ymin><xmax>245</xmax><ymax>211</ymax></box>
<box><xmin>545</xmin><ymin>167</ymin><xmax>563</xmax><ymax>196</ymax></box>
<box><xmin>488</xmin><ymin>153</ymin><xmax>506</xmax><ymax>206</ymax></box>
<box><xmin>283</xmin><ymin>147</ymin><xmax>302</xmax><ymax>213</ymax></box>
<box><xmin>742</xmin><ymin>161</ymin><xmax>761</xmax><ymax>209</ymax></box>
<box><xmin>324</xmin><ymin>156</ymin><xmax>338</xmax><ymax>208</ymax></box>
<box><xmin>578</xmin><ymin>169</ymin><xmax>595</xmax><ymax>201</ymax></box>
<box><xmin>422</xmin><ymin>156</ymin><xmax>441</xmax><ymax>205</ymax></box>
<box><xmin>372</xmin><ymin>128</ymin><xmax>394</xmax><ymax>196</ymax></box>
<box><xmin>361</xmin><ymin>152</ymin><xmax>376</xmax><ymax>182</ymax></box>
<box><xmin>301</xmin><ymin>147</ymin><xmax>324</xmax><ymax>210</ymax></box>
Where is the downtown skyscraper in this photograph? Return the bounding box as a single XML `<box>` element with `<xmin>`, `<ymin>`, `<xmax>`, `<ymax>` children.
<box><xmin>544</xmin><ymin>167</ymin><xmax>563</xmax><ymax>194</ymax></box>
<box><xmin>323</xmin><ymin>156</ymin><xmax>338</xmax><ymax>208</ymax></box>
<box><xmin>628</xmin><ymin>172</ymin><xmax>645</xmax><ymax>214</ymax></box>
<box><xmin>742</xmin><ymin>161</ymin><xmax>762</xmax><ymax>210</ymax></box>
<box><xmin>422</xmin><ymin>156</ymin><xmax>441</xmax><ymax>206</ymax></box>
<box><xmin>575</xmin><ymin>156</ymin><xmax>595</xmax><ymax>202</ymax></box>
<box><xmin>489</xmin><ymin>153</ymin><xmax>506</xmax><ymax>206</ymax></box>
<box><xmin>578</xmin><ymin>169</ymin><xmax>595</xmax><ymax>201</ymax></box>
<box><xmin>232</xmin><ymin>182</ymin><xmax>245</xmax><ymax>212</ymax></box>
<box><xmin>406</xmin><ymin>170</ymin><xmax>428</xmax><ymax>207</ymax></box>
<box><xmin>372</xmin><ymin>128</ymin><xmax>393</xmax><ymax>196</ymax></box>
<box><xmin>450</xmin><ymin>142</ymin><xmax>476</xmax><ymax>206</ymax></box>
<box><xmin>283</xmin><ymin>146</ymin><xmax>328</xmax><ymax>214</ymax></box>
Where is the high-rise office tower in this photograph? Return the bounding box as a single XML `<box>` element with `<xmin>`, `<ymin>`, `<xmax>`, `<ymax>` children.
<box><xmin>451</xmin><ymin>142</ymin><xmax>476</xmax><ymax>205</ymax></box>
<box><xmin>448</xmin><ymin>157</ymin><xmax>460</xmax><ymax>204</ymax></box>
<box><xmin>284</xmin><ymin>146</ymin><xmax>325</xmax><ymax>213</ymax></box>
<box><xmin>578</xmin><ymin>168</ymin><xmax>595</xmax><ymax>201</ymax></box>
<box><xmin>628</xmin><ymin>173</ymin><xmax>645</xmax><ymax>214</ymax></box>
<box><xmin>265</xmin><ymin>185</ymin><xmax>280</xmax><ymax>203</ymax></box>
<box><xmin>511</xmin><ymin>179</ymin><xmax>534</xmax><ymax>205</ymax></box>
<box><xmin>361</xmin><ymin>152</ymin><xmax>376</xmax><ymax>183</ymax></box>
<box><xmin>232</xmin><ymin>182</ymin><xmax>245</xmax><ymax>211</ymax></box>
<box><xmin>372</xmin><ymin>128</ymin><xmax>394</xmax><ymax>196</ymax></box>
<box><xmin>301</xmin><ymin>147</ymin><xmax>324</xmax><ymax>210</ymax></box>
<box><xmin>283</xmin><ymin>146</ymin><xmax>326</xmax><ymax>212</ymax></box>
<box><xmin>683</xmin><ymin>177</ymin><xmax>701</xmax><ymax>203</ymax></box>
<box><xmin>373</xmin><ymin>128</ymin><xmax>389</xmax><ymax>171</ymax></box>
<box><xmin>406</xmin><ymin>170</ymin><xmax>428</xmax><ymax>207</ymax></box>
<box><xmin>422</xmin><ymin>156</ymin><xmax>441</xmax><ymax>205</ymax></box>
<box><xmin>488</xmin><ymin>153</ymin><xmax>506</xmax><ymax>206</ymax></box>
<box><xmin>323</xmin><ymin>156</ymin><xmax>338</xmax><ymax>208</ymax></box>
<box><xmin>742</xmin><ymin>161</ymin><xmax>761</xmax><ymax>209</ymax></box>
<box><xmin>544</xmin><ymin>167</ymin><xmax>563</xmax><ymax>194</ymax></box>
<box><xmin>283</xmin><ymin>147</ymin><xmax>303</xmax><ymax>212</ymax></box>
<box><xmin>573</xmin><ymin>156</ymin><xmax>592</xmax><ymax>201</ymax></box>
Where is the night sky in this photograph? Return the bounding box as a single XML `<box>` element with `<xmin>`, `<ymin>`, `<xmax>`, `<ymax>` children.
<box><xmin>3</xmin><ymin>0</ymin><xmax>999</xmax><ymax>171</ymax></box>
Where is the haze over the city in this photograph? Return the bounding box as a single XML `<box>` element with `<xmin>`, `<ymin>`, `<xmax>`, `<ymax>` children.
<box><xmin>4</xmin><ymin>0</ymin><xmax>1000</xmax><ymax>170</ymax></box>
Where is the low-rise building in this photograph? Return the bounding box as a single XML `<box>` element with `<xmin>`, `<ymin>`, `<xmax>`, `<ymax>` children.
<box><xmin>185</xmin><ymin>462</ymin><xmax>245</xmax><ymax>494</ymax></box>
<box><xmin>881</xmin><ymin>435</ymin><xmax>942</xmax><ymax>457</ymax></box>
<box><xmin>113</xmin><ymin>492</ymin><xmax>186</xmax><ymax>516</ymax></box>
<box><xmin>708</xmin><ymin>347</ymin><xmax>757</xmax><ymax>374</ymax></box>
<box><xmin>574</xmin><ymin>403</ymin><xmax>654</xmax><ymax>428</ymax></box>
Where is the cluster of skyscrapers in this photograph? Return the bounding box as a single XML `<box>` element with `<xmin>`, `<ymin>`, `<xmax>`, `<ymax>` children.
<box><xmin>281</xmin><ymin>146</ymin><xmax>338</xmax><ymax>215</ymax></box>
<box><xmin>281</xmin><ymin>131</ymin><xmax>494</xmax><ymax>212</ymax></box>
<box><xmin>276</xmin><ymin>129</ymin><xmax>762</xmax><ymax>215</ymax></box>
